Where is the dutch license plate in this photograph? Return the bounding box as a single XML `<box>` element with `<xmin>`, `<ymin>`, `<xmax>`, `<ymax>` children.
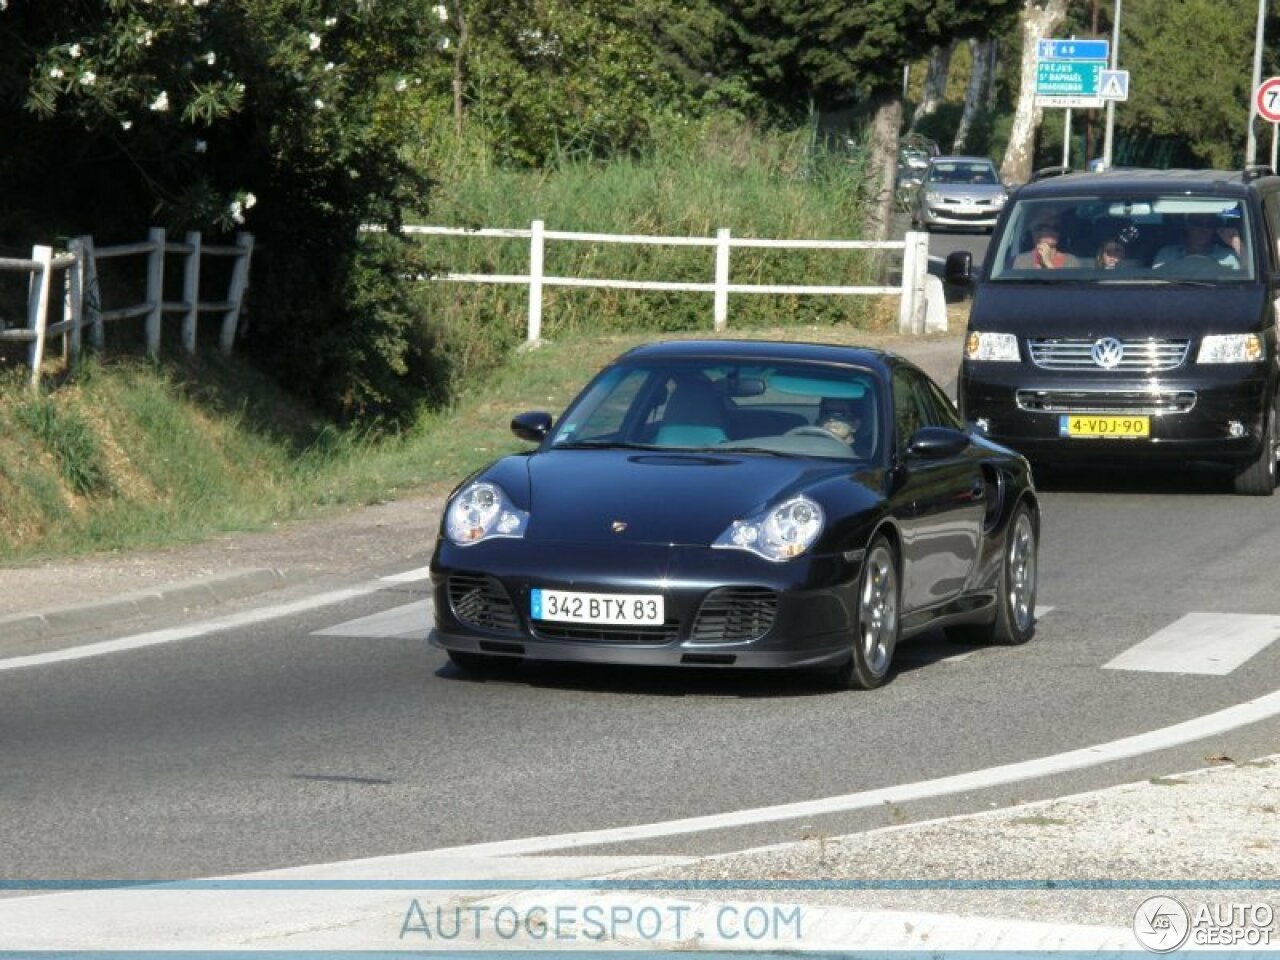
<box><xmin>531</xmin><ymin>588</ymin><xmax>664</xmax><ymax>625</ymax></box>
<box><xmin>1059</xmin><ymin>415</ymin><xmax>1150</xmax><ymax>438</ymax></box>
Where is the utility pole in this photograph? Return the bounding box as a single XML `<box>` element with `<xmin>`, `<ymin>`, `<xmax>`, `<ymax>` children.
<box><xmin>1246</xmin><ymin>0</ymin><xmax>1266</xmax><ymax>165</ymax></box>
<box><xmin>1086</xmin><ymin>0</ymin><xmax>1099</xmax><ymax>164</ymax></box>
<box><xmin>1101</xmin><ymin>0</ymin><xmax>1121</xmax><ymax>169</ymax></box>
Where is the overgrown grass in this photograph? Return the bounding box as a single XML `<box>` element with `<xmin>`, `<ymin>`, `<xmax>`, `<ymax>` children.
<box><xmin>407</xmin><ymin>115</ymin><xmax>883</xmax><ymax>401</ymax></box>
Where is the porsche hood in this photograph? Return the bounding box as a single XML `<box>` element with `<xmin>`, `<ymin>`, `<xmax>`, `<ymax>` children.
<box><xmin>478</xmin><ymin>448</ymin><xmax>878</xmax><ymax>546</ymax></box>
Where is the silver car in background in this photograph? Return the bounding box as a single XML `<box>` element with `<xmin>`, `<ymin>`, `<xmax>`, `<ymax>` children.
<box><xmin>911</xmin><ymin>156</ymin><xmax>1008</xmax><ymax>233</ymax></box>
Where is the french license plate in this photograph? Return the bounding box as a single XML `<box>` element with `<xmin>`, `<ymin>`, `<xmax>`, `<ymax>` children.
<box><xmin>1059</xmin><ymin>415</ymin><xmax>1150</xmax><ymax>438</ymax></box>
<box><xmin>531</xmin><ymin>588</ymin><xmax>664</xmax><ymax>625</ymax></box>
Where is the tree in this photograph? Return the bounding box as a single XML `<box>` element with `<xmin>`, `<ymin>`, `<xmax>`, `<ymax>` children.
<box><xmin>674</xmin><ymin>0</ymin><xmax>1022</xmax><ymax>238</ymax></box>
<box><xmin>953</xmin><ymin>37</ymin><xmax>998</xmax><ymax>153</ymax></box>
<box><xmin>1118</xmin><ymin>0</ymin><xmax>1265</xmax><ymax>168</ymax></box>
<box><xmin>1001</xmin><ymin>0</ymin><xmax>1070</xmax><ymax>184</ymax></box>
<box><xmin>432</xmin><ymin>0</ymin><xmax>693</xmax><ymax>168</ymax></box>
<box><xmin>0</xmin><ymin>1</ymin><xmax>452</xmax><ymax>423</ymax></box>
<box><xmin>911</xmin><ymin>43</ymin><xmax>955</xmax><ymax>131</ymax></box>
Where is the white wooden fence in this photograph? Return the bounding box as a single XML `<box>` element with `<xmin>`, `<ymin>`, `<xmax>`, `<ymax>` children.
<box><xmin>390</xmin><ymin>220</ymin><xmax>933</xmax><ymax>342</ymax></box>
<box><xmin>0</xmin><ymin>228</ymin><xmax>254</xmax><ymax>388</ymax></box>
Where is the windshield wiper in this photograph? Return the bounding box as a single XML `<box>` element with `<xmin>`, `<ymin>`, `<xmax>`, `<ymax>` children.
<box><xmin>1135</xmin><ymin>277</ymin><xmax>1216</xmax><ymax>288</ymax></box>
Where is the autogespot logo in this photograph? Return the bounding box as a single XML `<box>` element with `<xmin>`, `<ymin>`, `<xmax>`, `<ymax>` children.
<box><xmin>1134</xmin><ymin>895</ymin><xmax>1192</xmax><ymax>953</ymax></box>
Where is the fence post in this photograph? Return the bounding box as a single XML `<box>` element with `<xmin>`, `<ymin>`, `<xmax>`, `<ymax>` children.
<box><xmin>219</xmin><ymin>232</ymin><xmax>254</xmax><ymax>355</ymax></box>
<box><xmin>79</xmin><ymin>235</ymin><xmax>104</xmax><ymax>350</ymax></box>
<box><xmin>527</xmin><ymin>219</ymin><xmax>545</xmax><ymax>344</ymax></box>
<box><xmin>912</xmin><ymin>230</ymin><xmax>930</xmax><ymax>334</ymax></box>
<box><xmin>26</xmin><ymin>245</ymin><xmax>54</xmax><ymax>389</ymax></box>
<box><xmin>713</xmin><ymin>228</ymin><xmax>730</xmax><ymax>332</ymax></box>
<box><xmin>181</xmin><ymin>230</ymin><xmax>201</xmax><ymax>354</ymax></box>
<box><xmin>146</xmin><ymin>227</ymin><xmax>165</xmax><ymax>356</ymax></box>
<box><xmin>897</xmin><ymin>235</ymin><xmax>917</xmax><ymax>334</ymax></box>
<box><xmin>66</xmin><ymin>238</ymin><xmax>84</xmax><ymax>364</ymax></box>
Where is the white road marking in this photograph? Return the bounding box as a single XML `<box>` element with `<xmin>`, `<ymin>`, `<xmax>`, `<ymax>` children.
<box><xmin>406</xmin><ymin>683</ymin><xmax>1280</xmax><ymax>858</ymax></box>
<box><xmin>0</xmin><ymin>571</ymin><xmax>421</xmax><ymax>673</ymax></box>
<box><xmin>379</xmin><ymin>566</ymin><xmax>431</xmax><ymax>583</ymax></box>
<box><xmin>1103</xmin><ymin>612</ymin><xmax>1280</xmax><ymax>675</ymax></box>
<box><xmin>313</xmin><ymin>599</ymin><xmax>432</xmax><ymax>639</ymax></box>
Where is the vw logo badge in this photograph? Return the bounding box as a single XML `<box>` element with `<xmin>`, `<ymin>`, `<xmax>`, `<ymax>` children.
<box><xmin>1092</xmin><ymin>337</ymin><xmax>1125</xmax><ymax>369</ymax></box>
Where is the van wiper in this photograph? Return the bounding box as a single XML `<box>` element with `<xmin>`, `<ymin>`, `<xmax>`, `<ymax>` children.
<box><xmin>1133</xmin><ymin>277</ymin><xmax>1216</xmax><ymax>288</ymax></box>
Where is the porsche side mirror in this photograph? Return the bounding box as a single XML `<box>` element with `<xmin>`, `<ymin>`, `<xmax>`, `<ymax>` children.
<box><xmin>907</xmin><ymin>426</ymin><xmax>970</xmax><ymax>459</ymax></box>
<box><xmin>511</xmin><ymin>410</ymin><xmax>553</xmax><ymax>443</ymax></box>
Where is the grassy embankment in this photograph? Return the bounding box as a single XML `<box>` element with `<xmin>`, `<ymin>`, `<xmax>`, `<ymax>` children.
<box><xmin>0</xmin><ymin>123</ymin><xmax>905</xmax><ymax>564</ymax></box>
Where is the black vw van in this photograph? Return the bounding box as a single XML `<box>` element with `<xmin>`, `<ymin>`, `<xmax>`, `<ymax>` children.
<box><xmin>946</xmin><ymin>167</ymin><xmax>1280</xmax><ymax>495</ymax></box>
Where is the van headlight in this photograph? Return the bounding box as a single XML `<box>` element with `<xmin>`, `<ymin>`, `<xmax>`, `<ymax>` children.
<box><xmin>965</xmin><ymin>331</ymin><xmax>1020</xmax><ymax>362</ymax></box>
<box><xmin>445</xmin><ymin>482</ymin><xmax>529</xmax><ymax>545</ymax></box>
<box><xmin>1197</xmin><ymin>334</ymin><xmax>1263</xmax><ymax>364</ymax></box>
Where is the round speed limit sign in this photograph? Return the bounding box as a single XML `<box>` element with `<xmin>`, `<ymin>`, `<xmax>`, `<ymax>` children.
<box><xmin>1256</xmin><ymin>76</ymin><xmax>1280</xmax><ymax>123</ymax></box>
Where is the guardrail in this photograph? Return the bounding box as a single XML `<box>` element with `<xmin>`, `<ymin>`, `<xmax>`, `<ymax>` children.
<box><xmin>388</xmin><ymin>221</ymin><xmax>933</xmax><ymax>342</ymax></box>
<box><xmin>1</xmin><ymin>229</ymin><xmax>254</xmax><ymax>388</ymax></box>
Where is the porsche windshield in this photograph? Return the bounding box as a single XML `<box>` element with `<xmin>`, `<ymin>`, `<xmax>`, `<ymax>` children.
<box><xmin>550</xmin><ymin>359</ymin><xmax>884</xmax><ymax>462</ymax></box>
<box><xmin>989</xmin><ymin>195</ymin><xmax>1254</xmax><ymax>283</ymax></box>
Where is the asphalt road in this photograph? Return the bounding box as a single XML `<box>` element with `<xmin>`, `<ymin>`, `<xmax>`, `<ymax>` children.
<box><xmin>5</xmin><ymin>459</ymin><xmax>1280</xmax><ymax>881</ymax></box>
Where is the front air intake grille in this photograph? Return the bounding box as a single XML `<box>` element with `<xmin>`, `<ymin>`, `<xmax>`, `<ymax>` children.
<box><xmin>690</xmin><ymin>587</ymin><xmax>778</xmax><ymax>643</ymax></box>
<box><xmin>448</xmin><ymin>574</ymin><xmax>519</xmax><ymax>633</ymax></box>
<box><xmin>1029</xmin><ymin>338</ymin><xmax>1190</xmax><ymax>371</ymax></box>
<box><xmin>531</xmin><ymin>621</ymin><xmax>680</xmax><ymax>645</ymax></box>
<box><xmin>1016</xmin><ymin>389</ymin><xmax>1197</xmax><ymax>415</ymax></box>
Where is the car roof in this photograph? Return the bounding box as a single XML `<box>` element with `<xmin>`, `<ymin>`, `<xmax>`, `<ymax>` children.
<box><xmin>1015</xmin><ymin>167</ymin><xmax>1279</xmax><ymax>200</ymax></box>
<box><xmin>931</xmin><ymin>155</ymin><xmax>996</xmax><ymax>165</ymax></box>
<box><xmin>619</xmin><ymin>338</ymin><xmax>904</xmax><ymax>372</ymax></box>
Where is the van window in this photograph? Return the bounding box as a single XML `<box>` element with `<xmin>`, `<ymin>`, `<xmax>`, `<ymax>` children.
<box><xmin>989</xmin><ymin>195</ymin><xmax>1254</xmax><ymax>283</ymax></box>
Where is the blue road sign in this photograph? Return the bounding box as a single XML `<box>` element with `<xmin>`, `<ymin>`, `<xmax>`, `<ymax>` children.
<box><xmin>1036</xmin><ymin>38</ymin><xmax>1109</xmax><ymax>62</ymax></box>
<box><xmin>1036</xmin><ymin>59</ymin><xmax>1106</xmax><ymax>97</ymax></box>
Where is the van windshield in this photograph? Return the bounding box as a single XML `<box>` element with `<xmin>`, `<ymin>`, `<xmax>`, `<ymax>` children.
<box><xmin>989</xmin><ymin>196</ymin><xmax>1254</xmax><ymax>283</ymax></box>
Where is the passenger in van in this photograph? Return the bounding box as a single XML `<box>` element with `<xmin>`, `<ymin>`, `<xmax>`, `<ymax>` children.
<box><xmin>1152</xmin><ymin>214</ymin><xmax>1241</xmax><ymax>269</ymax></box>
<box><xmin>1013</xmin><ymin>213</ymin><xmax>1081</xmax><ymax>269</ymax></box>
<box><xmin>1095</xmin><ymin>238</ymin><xmax>1126</xmax><ymax>269</ymax></box>
<box><xmin>1218</xmin><ymin>222</ymin><xmax>1243</xmax><ymax>258</ymax></box>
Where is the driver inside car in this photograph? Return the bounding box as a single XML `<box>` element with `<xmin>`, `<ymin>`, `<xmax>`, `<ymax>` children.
<box><xmin>816</xmin><ymin>397</ymin><xmax>863</xmax><ymax>445</ymax></box>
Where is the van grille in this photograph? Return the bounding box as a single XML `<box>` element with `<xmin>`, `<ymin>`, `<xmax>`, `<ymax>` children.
<box><xmin>1029</xmin><ymin>338</ymin><xmax>1190</xmax><ymax>371</ymax></box>
<box><xmin>1016</xmin><ymin>389</ymin><xmax>1197</xmax><ymax>414</ymax></box>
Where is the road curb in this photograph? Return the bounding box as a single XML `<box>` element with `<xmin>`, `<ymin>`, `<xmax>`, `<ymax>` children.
<box><xmin>0</xmin><ymin>567</ymin><xmax>302</xmax><ymax>650</ymax></box>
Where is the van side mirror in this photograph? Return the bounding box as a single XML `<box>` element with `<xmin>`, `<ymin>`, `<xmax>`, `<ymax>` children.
<box><xmin>945</xmin><ymin>250</ymin><xmax>973</xmax><ymax>285</ymax></box>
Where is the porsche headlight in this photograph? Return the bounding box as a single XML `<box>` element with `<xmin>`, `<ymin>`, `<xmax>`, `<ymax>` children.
<box><xmin>713</xmin><ymin>496</ymin><xmax>825</xmax><ymax>562</ymax></box>
<box><xmin>445</xmin><ymin>482</ymin><xmax>528</xmax><ymax>546</ymax></box>
<box><xmin>965</xmin><ymin>331</ymin><xmax>1020</xmax><ymax>362</ymax></box>
<box><xmin>1197</xmin><ymin>334</ymin><xmax>1263</xmax><ymax>364</ymax></box>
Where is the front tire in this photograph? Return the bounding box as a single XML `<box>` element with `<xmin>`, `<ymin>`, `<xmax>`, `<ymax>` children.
<box><xmin>1232</xmin><ymin>412</ymin><xmax>1277</xmax><ymax>496</ymax></box>
<box><xmin>949</xmin><ymin>500</ymin><xmax>1038</xmax><ymax>646</ymax></box>
<box><xmin>834</xmin><ymin>536</ymin><xmax>900</xmax><ymax>689</ymax></box>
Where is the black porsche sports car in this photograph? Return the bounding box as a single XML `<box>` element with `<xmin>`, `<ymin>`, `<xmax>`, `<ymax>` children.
<box><xmin>429</xmin><ymin>339</ymin><xmax>1040</xmax><ymax>689</ymax></box>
